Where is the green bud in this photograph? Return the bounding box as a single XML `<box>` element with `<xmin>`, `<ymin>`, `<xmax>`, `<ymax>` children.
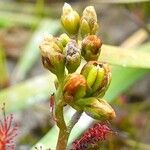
<box><xmin>40</xmin><ymin>35</ymin><xmax>65</xmax><ymax>78</ymax></box>
<box><xmin>65</xmin><ymin>40</ymin><xmax>81</xmax><ymax>73</ymax></box>
<box><xmin>59</xmin><ymin>33</ymin><xmax>70</xmax><ymax>47</ymax></box>
<box><xmin>61</xmin><ymin>3</ymin><xmax>80</xmax><ymax>35</ymax></box>
<box><xmin>81</xmin><ymin>61</ymin><xmax>111</xmax><ymax>97</ymax></box>
<box><xmin>80</xmin><ymin>6</ymin><xmax>99</xmax><ymax>38</ymax></box>
<box><xmin>76</xmin><ymin>97</ymin><xmax>116</xmax><ymax>120</ymax></box>
<box><xmin>81</xmin><ymin>35</ymin><xmax>102</xmax><ymax>61</ymax></box>
<box><xmin>63</xmin><ymin>74</ymin><xmax>87</xmax><ymax>107</ymax></box>
<box><xmin>80</xmin><ymin>19</ymin><xmax>91</xmax><ymax>38</ymax></box>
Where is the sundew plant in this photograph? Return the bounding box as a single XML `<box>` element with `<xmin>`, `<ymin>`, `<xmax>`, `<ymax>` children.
<box><xmin>39</xmin><ymin>3</ymin><xmax>116</xmax><ymax>150</ymax></box>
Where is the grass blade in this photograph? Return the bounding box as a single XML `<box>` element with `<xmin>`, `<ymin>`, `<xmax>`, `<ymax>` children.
<box><xmin>12</xmin><ymin>19</ymin><xmax>60</xmax><ymax>82</ymax></box>
<box><xmin>100</xmin><ymin>45</ymin><xmax>150</xmax><ymax>69</ymax></box>
<box><xmin>0</xmin><ymin>11</ymin><xmax>41</xmax><ymax>28</ymax></box>
<box><xmin>0</xmin><ymin>73</ymin><xmax>55</xmax><ymax>113</ymax></box>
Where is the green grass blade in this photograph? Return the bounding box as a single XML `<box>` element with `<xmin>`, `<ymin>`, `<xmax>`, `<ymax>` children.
<box><xmin>0</xmin><ymin>73</ymin><xmax>55</xmax><ymax>113</ymax></box>
<box><xmin>99</xmin><ymin>45</ymin><xmax>150</xmax><ymax>69</ymax></box>
<box><xmin>0</xmin><ymin>1</ymin><xmax>59</xmax><ymax>18</ymax></box>
<box><xmin>12</xmin><ymin>19</ymin><xmax>60</xmax><ymax>82</ymax></box>
<box><xmin>0</xmin><ymin>11</ymin><xmax>41</xmax><ymax>28</ymax></box>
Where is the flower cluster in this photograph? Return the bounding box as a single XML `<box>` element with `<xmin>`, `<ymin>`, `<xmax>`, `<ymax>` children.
<box><xmin>0</xmin><ymin>103</ymin><xmax>18</xmax><ymax>150</ymax></box>
<box><xmin>39</xmin><ymin>3</ymin><xmax>117</xmax><ymax>150</ymax></box>
<box><xmin>40</xmin><ymin>3</ymin><xmax>116</xmax><ymax>122</ymax></box>
<box><xmin>72</xmin><ymin>123</ymin><xmax>112</xmax><ymax>150</ymax></box>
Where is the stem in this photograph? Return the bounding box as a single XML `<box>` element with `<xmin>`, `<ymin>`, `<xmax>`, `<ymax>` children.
<box><xmin>55</xmin><ymin>77</ymin><xmax>82</xmax><ymax>150</ymax></box>
<box><xmin>55</xmin><ymin>100</ymin><xmax>69</xmax><ymax>150</ymax></box>
<box><xmin>56</xmin><ymin>127</ymin><xmax>70</xmax><ymax>150</ymax></box>
<box><xmin>68</xmin><ymin>111</ymin><xmax>83</xmax><ymax>132</ymax></box>
<box><xmin>56</xmin><ymin>109</ymin><xmax>82</xmax><ymax>150</ymax></box>
<box><xmin>55</xmin><ymin>68</ymin><xmax>82</xmax><ymax>150</ymax></box>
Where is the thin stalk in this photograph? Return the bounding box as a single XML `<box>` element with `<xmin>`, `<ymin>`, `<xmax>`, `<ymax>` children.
<box><xmin>55</xmin><ymin>100</ymin><xmax>68</xmax><ymax>150</ymax></box>
<box><xmin>35</xmin><ymin>0</ymin><xmax>45</xmax><ymax>17</ymax></box>
<box><xmin>68</xmin><ymin>111</ymin><xmax>83</xmax><ymax>132</ymax></box>
<box><xmin>55</xmin><ymin>75</ymin><xmax>68</xmax><ymax>150</ymax></box>
<box><xmin>55</xmin><ymin>104</ymin><xmax>82</xmax><ymax>150</ymax></box>
<box><xmin>0</xmin><ymin>45</ymin><xmax>9</xmax><ymax>89</ymax></box>
<box><xmin>55</xmin><ymin>73</ymin><xmax>82</xmax><ymax>150</ymax></box>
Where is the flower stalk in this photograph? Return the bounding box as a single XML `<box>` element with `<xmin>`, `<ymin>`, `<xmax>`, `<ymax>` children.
<box><xmin>39</xmin><ymin>3</ymin><xmax>116</xmax><ymax>150</ymax></box>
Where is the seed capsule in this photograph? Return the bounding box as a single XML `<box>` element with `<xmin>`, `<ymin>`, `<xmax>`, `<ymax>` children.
<box><xmin>59</xmin><ymin>33</ymin><xmax>70</xmax><ymax>47</ymax></box>
<box><xmin>61</xmin><ymin>3</ymin><xmax>80</xmax><ymax>35</ymax></box>
<box><xmin>81</xmin><ymin>61</ymin><xmax>111</xmax><ymax>97</ymax></box>
<box><xmin>81</xmin><ymin>35</ymin><xmax>102</xmax><ymax>61</ymax></box>
<box><xmin>75</xmin><ymin>97</ymin><xmax>116</xmax><ymax>120</ymax></box>
<box><xmin>40</xmin><ymin>35</ymin><xmax>65</xmax><ymax>78</ymax></box>
<box><xmin>80</xmin><ymin>6</ymin><xmax>99</xmax><ymax>38</ymax></box>
<box><xmin>65</xmin><ymin>40</ymin><xmax>81</xmax><ymax>73</ymax></box>
<box><xmin>63</xmin><ymin>74</ymin><xmax>87</xmax><ymax>106</ymax></box>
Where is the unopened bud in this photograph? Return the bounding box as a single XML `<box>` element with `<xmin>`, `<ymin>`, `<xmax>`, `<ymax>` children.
<box><xmin>81</xmin><ymin>61</ymin><xmax>111</xmax><ymax>97</ymax></box>
<box><xmin>80</xmin><ymin>6</ymin><xmax>99</xmax><ymax>38</ymax></box>
<box><xmin>59</xmin><ymin>33</ymin><xmax>70</xmax><ymax>47</ymax></box>
<box><xmin>65</xmin><ymin>40</ymin><xmax>81</xmax><ymax>73</ymax></box>
<box><xmin>81</xmin><ymin>35</ymin><xmax>102</xmax><ymax>61</ymax></box>
<box><xmin>40</xmin><ymin>35</ymin><xmax>65</xmax><ymax>78</ymax></box>
<box><xmin>76</xmin><ymin>97</ymin><xmax>116</xmax><ymax>120</ymax></box>
<box><xmin>63</xmin><ymin>74</ymin><xmax>87</xmax><ymax>106</ymax></box>
<box><xmin>61</xmin><ymin>3</ymin><xmax>80</xmax><ymax>35</ymax></box>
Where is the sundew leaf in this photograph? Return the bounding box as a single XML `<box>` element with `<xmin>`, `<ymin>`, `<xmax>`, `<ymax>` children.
<box><xmin>31</xmin><ymin>42</ymin><xmax>150</xmax><ymax>150</ymax></box>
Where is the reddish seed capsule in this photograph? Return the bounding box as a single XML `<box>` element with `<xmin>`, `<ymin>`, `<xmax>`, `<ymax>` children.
<box><xmin>63</xmin><ymin>74</ymin><xmax>87</xmax><ymax>108</ymax></box>
<box><xmin>81</xmin><ymin>35</ymin><xmax>102</xmax><ymax>61</ymax></box>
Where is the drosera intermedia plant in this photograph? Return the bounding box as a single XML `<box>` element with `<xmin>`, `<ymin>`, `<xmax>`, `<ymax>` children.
<box><xmin>39</xmin><ymin>3</ymin><xmax>116</xmax><ymax>150</ymax></box>
<box><xmin>0</xmin><ymin>103</ymin><xmax>18</xmax><ymax>150</ymax></box>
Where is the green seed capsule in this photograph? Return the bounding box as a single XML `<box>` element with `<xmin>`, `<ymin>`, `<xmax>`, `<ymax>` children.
<box><xmin>40</xmin><ymin>35</ymin><xmax>65</xmax><ymax>78</ymax></box>
<box><xmin>65</xmin><ymin>40</ymin><xmax>81</xmax><ymax>73</ymax></box>
<box><xmin>81</xmin><ymin>61</ymin><xmax>111</xmax><ymax>97</ymax></box>
<box><xmin>61</xmin><ymin>3</ymin><xmax>80</xmax><ymax>35</ymax></box>
<box><xmin>79</xmin><ymin>6</ymin><xmax>99</xmax><ymax>38</ymax></box>
<box><xmin>75</xmin><ymin>97</ymin><xmax>116</xmax><ymax>121</ymax></box>
<box><xmin>59</xmin><ymin>33</ymin><xmax>70</xmax><ymax>47</ymax></box>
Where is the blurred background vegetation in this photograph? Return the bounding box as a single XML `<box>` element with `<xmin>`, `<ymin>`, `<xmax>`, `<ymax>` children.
<box><xmin>0</xmin><ymin>0</ymin><xmax>150</xmax><ymax>150</ymax></box>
